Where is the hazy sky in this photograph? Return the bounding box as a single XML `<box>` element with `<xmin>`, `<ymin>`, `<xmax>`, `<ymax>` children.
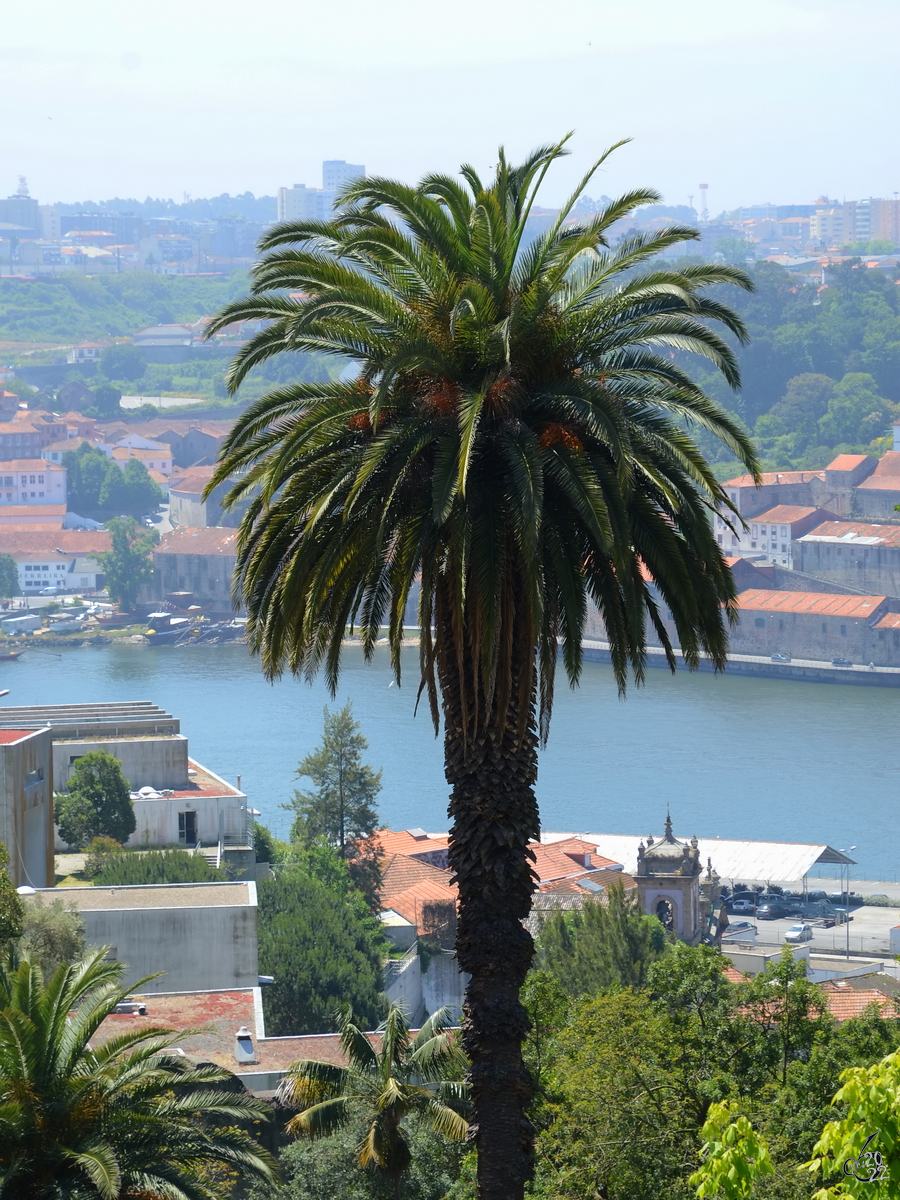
<box><xmin>2</xmin><ymin>0</ymin><xmax>898</xmax><ymax>210</ymax></box>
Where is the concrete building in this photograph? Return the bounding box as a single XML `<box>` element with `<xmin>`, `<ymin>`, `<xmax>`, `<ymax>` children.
<box><xmin>151</xmin><ymin>527</ymin><xmax>239</xmax><ymax>608</ymax></box>
<box><xmin>851</xmin><ymin>452</ymin><xmax>900</xmax><ymax>519</ymax></box>
<box><xmin>0</xmin><ymin>504</ymin><xmax>66</xmax><ymax>530</ymax></box>
<box><xmin>28</xmin><ymin>881</ymin><xmax>259</xmax><ymax>994</ymax></box>
<box><xmin>0</xmin><ymin>459</ymin><xmax>66</xmax><ymax>508</ymax></box>
<box><xmin>110</xmin><ymin>444</ymin><xmax>173</xmax><ymax>476</ymax></box>
<box><xmin>0</xmin><ymin>530</ymin><xmax>111</xmax><ymax>594</ymax></box>
<box><xmin>715</xmin><ymin>504</ymin><xmax>833</xmax><ymax>566</ymax></box>
<box><xmin>168</xmin><ymin>466</ymin><xmax>228</xmax><ymax>527</ymax></box>
<box><xmin>0</xmin><ymin>702</ymin><xmax>252</xmax><ymax>856</ymax></box>
<box><xmin>132</xmin><ymin>325</ymin><xmax>194</xmax><ymax>364</ymax></box>
<box><xmin>729</xmin><ymin>589</ymin><xmax>891</xmax><ymax>664</ymax></box>
<box><xmin>0</xmin><ymin>726</ymin><xmax>54</xmax><ymax>888</ymax></box>
<box><xmin>794</xmin><ymin>521</ymin><xmax>900</xmax><ymax>598</ymax></box>
<box><xmin>277</xmin><ymin>160</ymin><xmax>365</xmax><ymax>222</ymax></box>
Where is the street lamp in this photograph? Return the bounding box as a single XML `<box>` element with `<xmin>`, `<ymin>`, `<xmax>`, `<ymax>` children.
<box><xmin>839</xmin><ymin>848</ymin><xmax>857</xmax><ymax>960</ymax></box>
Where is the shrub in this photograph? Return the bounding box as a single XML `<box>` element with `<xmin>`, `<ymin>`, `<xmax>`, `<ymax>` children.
<box><xmin>20</xmin><ymin>896</ymin><xmax>86</xmax><ymax>973</ymax></box>
<box><xmin>83</xmin><ymin>836</ymin><xmax>125</xmax><ymax>879</ymax></box>
<box><xmin>94</xmin><ymin>849</ymin><xmax>226</xmax><ymax>886</ymax></box>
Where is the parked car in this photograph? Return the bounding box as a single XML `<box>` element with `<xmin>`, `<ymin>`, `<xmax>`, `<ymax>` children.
<box><xmin>730</xmin><ymin>898</ymin><xmax>757</xmax><ymax>914</ymax></box>
<box><xmin>771</xmin><ymin>653</ymin><xmax>792</xmax><ymax>663</ymax></box>
<box><xmin>831</xmin><ymin>657</ymin><xmax>853</xmax><ymax>667</ymax></box>
<box><xmin>784</xmin><ymin>922</ymin><xmax>814</xmax><ymax>943</ymax></box>
<box><xmin>38</xmin><ymin>585</ymin><xmax>61</xmax><ymax>596</ymax></box>
<box><xmin>722</xmin><ymin>921</ymin><xmax>757</xmax><ymax>939</ymax></box>
<box><xmin>756</xmin><ymin>902</ymin><xmax>787</xmax><ymax>919</ymax></box>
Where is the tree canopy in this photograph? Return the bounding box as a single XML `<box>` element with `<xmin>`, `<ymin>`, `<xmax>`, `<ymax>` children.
<box><xmin>96</xmin><ymin>516</ymin><xmax>157</xmax><ymax>609</ymax></box>
<box><xmin>55</xmin><ymin>749</ymin><xmax>136</xmax><ymax>849</ymax></box>
<box><xmin>0</xmin><ymin>553</ymin><xmax>20</xmax><ymax>599</ymax></box>
<box><xmin>256</xmin><ymin>850</ymin><xmax>386</xmax><ymax>1036</ymax></box>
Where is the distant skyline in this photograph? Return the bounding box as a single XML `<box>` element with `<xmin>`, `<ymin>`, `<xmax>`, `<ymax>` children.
<box><xmin>2</xmin><ymin>0</ymin><xmax>898</xmax><ymax>212</ymax></box>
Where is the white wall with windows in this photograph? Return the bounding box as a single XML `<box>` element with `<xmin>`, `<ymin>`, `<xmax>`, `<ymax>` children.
<box><xmin>0</xmin><ymin>460</ymin><xmax>66</xmax><ymax>506</ymax></box>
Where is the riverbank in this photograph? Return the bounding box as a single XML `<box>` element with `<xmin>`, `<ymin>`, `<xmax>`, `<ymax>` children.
<box><xmin>582</xmin><ymin>639</ymin><xmax>900</xmax><ymax>688</ymax></box>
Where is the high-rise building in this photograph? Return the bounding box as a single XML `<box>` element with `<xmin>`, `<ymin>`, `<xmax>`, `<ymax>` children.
<box><xmin>322</xmin><ymin>159</ymin><xmax>365</xmax><ymax>193</ymax></box>
<box><xmin>0</xmin><ymin>177</ymin><xmax>40</xmax><ymax>237</ymax></box>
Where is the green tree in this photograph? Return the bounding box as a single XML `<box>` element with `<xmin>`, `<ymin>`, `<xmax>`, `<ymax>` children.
<box><xmin>278</xmin><ymin>1003</ymin><xmax>469</xmax><ymax>1200</ymax></box>
<box><xmin>0</xmin><ymin>844</ymin><xmax>24</xmax><ymax>943</ymax></box>
<box><xmin>91</xmin><ymin>381</ymin><xmax>123</xmax><ymax>416</ymax></box>
<box><xmin>0</xmin><ymin>947</ymin><xmax>278</xmax><ymax>1198</ymax></box>
<box><xmin>289</xmin><ymin>702</ymin><xmax>382</xmax><ymax>857</ymax></box>
<box><xmin>537</xmin><ymin>879</ymin><xmax>667</xmax><ymax>994</ymax></box>
<box><xmin>99</xmin><ymin>457</ymin><xmax>162</xmax><ymax>514</ymax></box>
<box><xmin>0</xmin><ymin>553</ymin><xmax>20</xmax><ymax>598</ymax></box>
<box><xmin>755</xmin><ymin>374</ymin><xmax>836</xmax><ymax>447</ymax></box>
<box><xmin>96</xmin><ymin>516</ymin><xmax>156</xmax><ymax>609</ymax></box>
<box><xmin>716</xmin><ymin>236</ymin><xmax>755</xmax><ymax>265</ymax></box>
<box><xmin>817</xmin><ymin>372</ymin><xmax>893</xmax><ymax>446</ymax></box>
<box><xmin>63</xmin><ymin>442</ymin><xmax>111</xmax><ymax>512</ymax></box>
<box><xmin>82</xmin><ymin>834</ymin><xmax>125</xmax><ymax>878</ymax></box>
<box><xmin>257</xmin><ymin>856</ymin><xmax>386</xmax><ymax>1036</ymax></box>
<box><xmin>55</xmin><ymin>749</ymin><xmax>136</xmax><ymax>849</ymax></box>
<box><xmin>19</xmin><ymin>895</ymin><xmax>86</xmax><ymax>974</ymax></box>
<box><xmin>100</xmin><ymin>342</ymin><xmax>146</xmax><ymax>382</ymax></box>
<box><xmin>94</xmin><ymin>848</ymin><xmax>226</xmax><ymax>885</ymax></box>
<box><xmin>204</xmin><ymin>138</ymin><xmax>758</xmax><ymax>1198</ymax></box>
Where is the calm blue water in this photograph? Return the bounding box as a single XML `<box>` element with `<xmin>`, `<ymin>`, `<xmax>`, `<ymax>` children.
<box><xmin>2</xmin><ymin>641</ymin><xmax>895</xmax><ymax>880</ymax></box>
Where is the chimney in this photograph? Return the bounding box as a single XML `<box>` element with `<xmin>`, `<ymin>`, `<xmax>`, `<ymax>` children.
<box><xmin>584</xmin><ymin>852</ymin><xmax>592</xmax><ymax>868</ymax></box>
<box><xmin>234</xmin><ymin>1026</ymin><xmax>258</xmax><ymax>1065</ymax></box>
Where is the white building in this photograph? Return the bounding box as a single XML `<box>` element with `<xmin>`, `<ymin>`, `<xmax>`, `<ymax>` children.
<box><xmin>277</xmin><ymin>160</ymin><xmax>365</xmax><ymax>222</ymax></box>
<box><xmin>12</xmin><ymin>549</ymin><xmax>104</xmax><ymax>594</ymax></box>
<box><xmin>0</xmin><ymin>459</ymin><xmax>66</xmax><ymax>506</ymax></box>
<box><xmin>713</xmin><ymin>504</ymin><xmax>834</xmax><ymax>568</ymax></box>
<box><xmin>66</xmin><ymin>343</ymin><xmax>105</xmax><ymax>365</ymax></box>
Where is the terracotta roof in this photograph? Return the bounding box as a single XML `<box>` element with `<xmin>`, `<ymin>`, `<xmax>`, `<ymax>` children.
<box><xmin>826</xmin><ymin>454</ymin><xmax>871</xmax><ymax>471</ymax></box>
<box><xmin>374</xmin><ymin>828</ymin><xmax>450</xmax><ymax>858</ymax></box>
<box><xmin>386</xmin><ymin>881</ymin><xmax>458</xmax><ymax>928</ymax></box>
<box><xmin>380</xmin><ymin>854</ymin><xmax>455</xmax><ymax>908</ymax></box>
<box><xmin>0</xmin><ymin>530</ymin><xmax>110</xmax><ymax>554</ymax></box>
<box><xmin>750</xmin><ymin>505</ymin><xmax>819</xmax><ymax>525</ymax></box>
<box><xmin>169</xmin><ymin>469</ymin><xmax>217</xmax><ymax>496</ymax></box>
<box><xmin>111</xmin><ymin>446</ymin><xmax>171</xmax><ymax>462</ymax></box>
<box><xmin>798</xmin><ymin>521</ymin><xmax>900</xmax><ymax>548</ymax></box>
<box><xmin>820</xmin><ymin>983</ymin><xmax>897</xmax><ymax>1022</ymax></box>
<box><xmin>155</xmin><ymin>528</ymin><xmax>238</xmax><ymax>556</ymax></box>
<box><xmin>736</xmin><ymin>589</ymin><xmax>886</xmax><ymax>619</ymax></box>
<box><xmin>0</xmin><ymin>459</ymin><xmax>65</xmax><ymax>472</ymax></box>
<box><xmin>723</xmin><ymin>470</ymin><xmax>824</xmax><ymax>487</ymax></box>
<box><xmin>537</xmin><ymin>868</ymin><xmax>636</xmax><ymax>896</ymax></box>
<box><xmin>0</xmin><ymin>729</ymin><xmax>38</xmax><ymax>744</ymax></box>
<box><xmin>874</xmin><ymin>613</ymin><xmax>900</xmax><ymax>630</ymax></box>
<box><xmin>856</xmin><ymin>452</ymin><xmax>900</xmax><ymax>489</ymax></box>
<box><xmin>723</xmin><ymin>964</ymin><xmax>749</xmax><ymax>984</ymax></box>
<box><xmin>547</xmin><ymin>836</ymin><xmax>621</xmax><ymax>871</ymax></box>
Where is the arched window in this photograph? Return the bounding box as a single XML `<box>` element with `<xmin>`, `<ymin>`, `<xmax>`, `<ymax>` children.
<box><xmin>656</xmin><ymin>898</ymin><xmax>675</xmax><ymax>932</ymax></box>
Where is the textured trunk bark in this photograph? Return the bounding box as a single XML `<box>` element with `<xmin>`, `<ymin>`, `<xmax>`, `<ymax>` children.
<box><xmin>438</xmin><ymin>584</ymin><xmax>540</xmax><ymax>1200</ymax></box>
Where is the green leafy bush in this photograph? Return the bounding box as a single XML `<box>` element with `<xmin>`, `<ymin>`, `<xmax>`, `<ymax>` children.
<box><xmin>94</xmin><ymin>849</ymin><xmax>225</xmax><ymax>886</ymax></box>
<box><xmin>20</xmin><ymin>896</ymin><xmax>86</xmax><ymax>973</ymax></box>
<box><xmin>82</xmin><ymin>836</ymin><xmax>125</xmax><ymax>879</ymax></box>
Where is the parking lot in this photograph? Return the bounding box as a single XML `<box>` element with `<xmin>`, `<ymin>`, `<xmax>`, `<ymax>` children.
<box><xmin>725</xmin><ymin>904</ymin><xmax>900</xmax><ymax>958</ymax></box>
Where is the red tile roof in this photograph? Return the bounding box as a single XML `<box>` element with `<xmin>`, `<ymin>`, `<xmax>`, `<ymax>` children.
<box><xmin>827</xmin><ymin>454</ymin><xmax>871</xmax><ymax>471</ymax></box>
<box><xmin>0</xmin><ymin>729</ymin><xmax>38</xmax><ymax>743</ymax></box>
<box><xmin>156</xmin><ymin>528</ymin><xmax>238</xmax><ymax>556</ymax></box>
<box><xmin>856</xmin><ymin>452</ymin><xmax>900</xmax><ymax>489</ymax></box>
<box><xmin>0</xmin><ymin>459</ymin><xmax>65</xmax><ymax>472</ymax></box>
<box><xmin>737</xmin><ymin>589</ymin><xmax>886</xmax><ymax>619</ymax></box>
<box><xmin>874</xmin><ymin>613</ymin><xmax>900</xmax><ymax>630</ymax></box>
<box><xmin>385</xmin><ymin>881</ymin><xmax>458</xmax><ymax>928</ymax></box>
<box><xmin>169</xmin><ymin>469</ymin><xmax>218</xmax><ymax>496</ymax></box>
<box><xmin>798</xmin><ymin>520</ymin><xmax>900</xmax><ymax>548</ymax></box>
<box><xmin>723</xmin><ymin>470</ymin><xmax>824</xmax><ymax>488</ymax></box>
<box><xmin>380</xmin><ymin>854</ymin><xmax>455</xmax><ymax>907</ymax></box>
<box><xmin>820</xmin><ymin>983</ymin><xmax>897</xmax><ymax>1022</ymax></box>
<box><xmin>0</xmin><ymin>530</ymin><xmax>110</xmax><ymax>555</ymax></box>
<box><xmin>750</xmin><ymin>505</ymin><xmax>819</xmax><ymax>525</ymax></box>
<box><xmin>374</xmin><ymin>829</ymin><xmax>450</xmax><ymax>858</ymax></box>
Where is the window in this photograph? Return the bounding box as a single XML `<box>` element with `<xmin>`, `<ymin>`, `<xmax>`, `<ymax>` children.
<box><xmin>178</xmin><ymin>811</ymin><xmax>197</xmax><ymax>844</ymax></box>
<box><xmin>754</xmin><ymin>617</ymin><xmax>766</xmax><ymax>628</ymax></box>
<box><xmin>761</xmin><ymin>526</ymin><xmax>767</xmax><ymax>536</ymax></box>
<box><xmin>37</xmin><ymin>475</ymin><xmax>43</xmax><ymax>484</ymax></box>
<box><xmin>752</xmin><ymin>525</ymin><xmax>758</xmax><ymax>538</ymax></box>
<box><xmin>779</xmin><ymin>619</ymin><xmax>784</xmax><ymax>631</ymax></box>
<box><xmin>782</xmin><ymin>544</ymin><xmax>787</xmax><ymax>553</ymax></box>
<box><xmin>840</xmin><ymin>624</ymin><xmax>847</xmax><ymax>636</ymax></box>
<box><xmin>751</xmin><ymin>541</ymin><xmax>757</xmax><ymax>548</ymax></box>
<box><xmin>68</xmin><ymin>755</ymin><xmax>83</xmax><ymax>766</ymax></box>
<box><xmin>2</xmin><ymin>476</ymin><xmax>11</xmax><ymax>487</ymax></box>
<box><xmin>19</xmin><ymin>476</ymin><xmax>25</xmax><ymax>485</ymax></box>
<box><xmin>717</xmin><ymin>534</ymin><xmax>722</xmax><ymax>544</ymax></box>
<box><xmin>821</xmin><ymin>622</ymin><xmax>827</xmax><ymax>633</ymax></box>
<box><xmin>28</xmin><ymin>476</ymin><xmax>35</xmax><ymax>485</ymax></box>
<box><xmin>38</xmin><ymin>492</ymin><xmax>43</xmax><ymax>498</ymax></box>
<box><xmin>781</xmin><ymin>526</ymin><xmax>787</xmax><ymax>537</ymax></box>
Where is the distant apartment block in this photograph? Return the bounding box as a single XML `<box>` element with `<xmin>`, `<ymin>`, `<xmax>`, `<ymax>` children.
<box><xmin>277</xmin><ymin>159</ymin><xmax>365</xmax><ymax>222</ymax></box>
<box><xmin>0</xmin><ymin>459</ymin><xmax>66</xmax><ymax>506</ymax></box>
<box><xmin>794</xmin><ymin>521</ymin><xmax>900</xmax><ymax>599</ymax></box>
<box><xmin>715</xmin><ymin>504</ymin><xmax>833</xmax><ymax>567</ymax></box>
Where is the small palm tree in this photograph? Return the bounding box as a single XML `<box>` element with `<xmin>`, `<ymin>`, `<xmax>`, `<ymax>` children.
<box><xmin>206</xmin><ymin>136</ymin><xmax>758</xmax><ymax>1198</ymax></box>
<box><xmin>0</xmin><ymin>947</ymin><xmax>278</xmax><ymax>1199</ymax></box>
<box><xmin>277</xmin><ymin>1003</ymin><xmax>469</xmax><ymax>1199</ymax></box>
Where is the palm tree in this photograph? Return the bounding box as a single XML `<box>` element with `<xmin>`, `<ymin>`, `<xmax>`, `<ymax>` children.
<box><xmin>205</xmin><ymin>136</ymin><xmax>759</xmax><ymax>1199</ymax></box>
<box><xmin>276</xmin><ymin>1003</ymin><xmax>469</xmax><ymax>1199</ymax></box>
<box><xmin>0</xmin><ymin>947</ymin><xmax>278</xmax><ymax>1199</ymax></box>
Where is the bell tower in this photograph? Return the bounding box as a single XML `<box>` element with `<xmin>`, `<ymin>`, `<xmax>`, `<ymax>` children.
<box><xmin>635</xmin><ymin>813</ymin><xmax>703</xmax><ymax>944</ymax></box>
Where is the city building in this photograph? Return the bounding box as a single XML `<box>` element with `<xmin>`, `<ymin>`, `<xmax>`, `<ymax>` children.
<box><xmin>849</xmin><ymin>452</ymin><xmax>900</xmax><ymax>519</ymax></box>
<box><xmin>277</xmin><ymin>160</ymin><xmax>365</xmax><ymax>222</ymax></box>
<box><xmin>0</xmin><ymin>726</ymin><xmax>54</xmax><ymax>888</ymax></box>
<box><xmin>132</xmin><ymin>324</ymin><xmax>194</xmax><ymax>363</ymax></box>
<box><xmin>0</xmin><ymin>460</ymin><xmax>66</xmax><ymax>507</ymax></box>
<box><xmin>0</xmin><ymin>505</ymin><xmax>66</xmax><ymax>530</ymax></box>
<box><xmin>730</xmin><ymin>589</ymin><xmax>891</xmax><ymax>663</ymax></box>
<box><xmin>634</xmin><ymin>815</ymin><xmax>707</xmax><ymax>943</ymax></box>
<box><xmin>715</xmin><ymin>504</ymin><xmax>833</xmax><ymax>566</ymax></box>
<box><xmin>151</xmin><ymin>527</ymin><xmax>239</xmax><ymax>608</ymax></box>
<box><xmin>168</xmin><ymin>466</ymin><xmax>223</xmax><ymax>526</ymax></box>
<box><xmin>27</xmin><ymin>882</ymin><xmax>259</xmax><ymax>994</ymax></box>
<box><xmin>110</xmin><ymin>444</ymin><xmax>173</xmax><ymax>476</ymax></box>
<box><xmin>794</xmin><ymin>520</ymin><xmax>900</xmax><ymax>598</ymax></box>
<box><xmin>67</xmin><ymin>343</ymin><xmax>106</xmax><ymax>366</ymax></box>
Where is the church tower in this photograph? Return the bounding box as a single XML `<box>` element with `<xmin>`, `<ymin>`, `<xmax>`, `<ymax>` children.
<box><xmin>635</xmin><ymin>814</ymin><xmax>704</xmax><ymax>944</ymax></box>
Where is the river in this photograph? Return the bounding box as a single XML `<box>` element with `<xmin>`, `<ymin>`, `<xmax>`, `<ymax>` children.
<box><xmin>2</xmin><ymin>641</ymin><xmax>895</xmax><ymax>880</ymax></box>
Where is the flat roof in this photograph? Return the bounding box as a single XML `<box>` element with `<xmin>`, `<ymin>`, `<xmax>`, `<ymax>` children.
<box><xmin>32</xmin><ymin>882</ymin><xmax>252</xmax><ymax>910</ymax></box>
<box><xmin>543</xmin><ymin>832</ymin><xmax>855</xmax><ymax>883</ymax></box>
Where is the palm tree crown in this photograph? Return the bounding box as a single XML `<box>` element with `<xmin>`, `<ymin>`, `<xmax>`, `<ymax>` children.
<box><xmin>277</xmin><ymin>1003</ymin><xmax>468</xmax><ymax>1197</ymax></box>
<box><xmin>205</xmin><ymin>137</ymin><xmax>758</xmax><ymax>1200</ymax></box>
<box><xmin>0</xmin><ymin>947</ymin><xmax>278</xmax><ymax>1200</ymax></box>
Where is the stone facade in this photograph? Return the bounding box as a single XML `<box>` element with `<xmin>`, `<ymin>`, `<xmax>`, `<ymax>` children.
<box><xmin>794</xmin><ymin>521</ymin><xmax>900</xmax><ymax>598</ymax></box>
<box><xmin>635</xmin><ymin>816</ymin><xmax>703</xmax><ymax>944</ymax></box>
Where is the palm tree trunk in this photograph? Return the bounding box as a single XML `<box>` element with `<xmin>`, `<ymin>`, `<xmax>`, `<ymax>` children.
<box><xmin>437</xmin><ymin>585</ymin><xmax>539</xmax><ymax>1200</ymax></box>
